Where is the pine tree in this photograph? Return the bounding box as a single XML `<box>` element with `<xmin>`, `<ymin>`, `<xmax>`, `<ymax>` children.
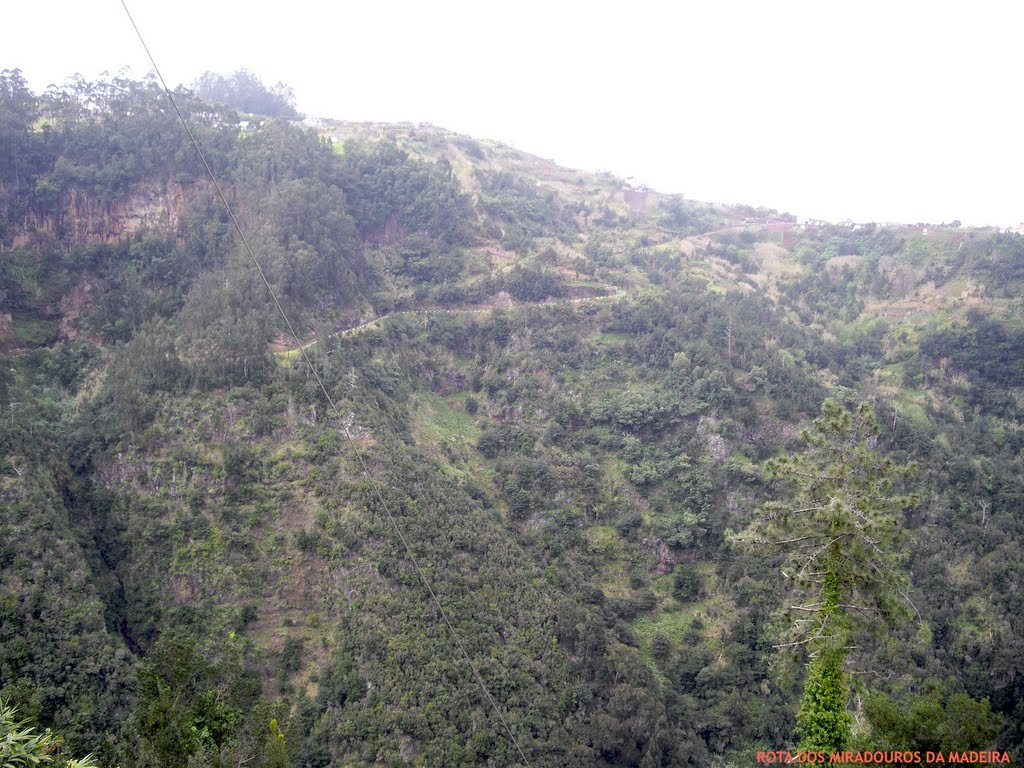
<box><xmin>737</xmin><ymin>400</ymin><xmax>918</xmax><ymax>751</ymax></box>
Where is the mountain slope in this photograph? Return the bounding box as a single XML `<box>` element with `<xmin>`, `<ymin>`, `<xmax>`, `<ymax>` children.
<box><xmin>1</xmin><ymin>70</ymin><xmax>1022</xmax><ymax>766</ymax></box>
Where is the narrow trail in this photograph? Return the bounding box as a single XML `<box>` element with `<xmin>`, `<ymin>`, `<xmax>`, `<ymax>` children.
<box><xmin>272</xmin><ymin>287</ymin><xmax>628</xmax><ymax>354</ymax></box>
<box><xmin>270</xmin><ymin>223</ymin><xmax>753</xmax><ymax>354</ymax></box>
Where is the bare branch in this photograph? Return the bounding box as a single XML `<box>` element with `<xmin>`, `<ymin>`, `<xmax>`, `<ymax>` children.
<box><xmin>796</xmin><ymin>534</ymin><xmax>846</xmax><ymax>577</ymax></box>
<box><xmin>897</xmin><ymin>588</ymin><xmax>921</xmax><ymax>618</ymax></box>
<box><xmin>773</xmin><ymin>633</ymin><xmax>836</xmax><ymax>649</ymax></box>
<box><xmin>771</xmin><ymin>534</ymin><xmax>827</xmax><ymax>546</ymax></box>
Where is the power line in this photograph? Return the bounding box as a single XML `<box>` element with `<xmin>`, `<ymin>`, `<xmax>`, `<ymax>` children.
<box><xmin>118</xmin><ymin>3</ymin><xmax>531</xmax><ymax>764</ymax></box>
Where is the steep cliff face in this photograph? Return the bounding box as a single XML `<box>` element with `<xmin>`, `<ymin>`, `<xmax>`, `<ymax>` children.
<box><xmin>1</xmin><ymin>181</ymin><xmax>208</xmax><ymax>352</ymax></box>
<box><xmin>15</xmin><ymin>181</ymin><xmax>201</xmax><ymax>247</ymax></box>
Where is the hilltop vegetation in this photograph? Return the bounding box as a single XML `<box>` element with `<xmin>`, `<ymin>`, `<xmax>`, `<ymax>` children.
<box><xmin>1</xmin><ymin>69</ymin><xmax>1022</xmax><ymax>766</ymax></box>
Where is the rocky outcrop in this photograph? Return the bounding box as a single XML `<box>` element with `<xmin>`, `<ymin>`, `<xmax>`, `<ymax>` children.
<box><xmin>14</xmin><ymin>181</ymin><xmax>202</xmax><ymax>247</ymax></box>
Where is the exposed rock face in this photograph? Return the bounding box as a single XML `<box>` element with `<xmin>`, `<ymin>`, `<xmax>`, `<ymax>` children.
<box><xmin>14</xmin><ymin>182</ymin><xmax>200</xmax><ymax>247</ymax></box>
<box><xmin>57</xmin><ymin>281</ymin><xmax>95</xmax><ymax>342</ymax></box>
<box><xmin>2</xmin><ymin>182</ymin><xmax>206</xmax><ymax>349</ymax></box>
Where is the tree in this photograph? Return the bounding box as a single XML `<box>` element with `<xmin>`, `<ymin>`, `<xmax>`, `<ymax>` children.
<box><xmin>265</xmin><ymin>718</ymin><xmax>289</xmax><ymax>768</ymax></box>
<box><xmin>736</xmin><ymin>400</ymin><xmax>917</xmax><ymax>751</ymax></box>
<box><xmin>133</xmin><ymin>637</ymin><xmax>242</xmax><ymax>765</ymax></box>
<box><xmin>0</xmin><ymin>698</ymin><xmax>97</xmax><ymax>767</ymax></box>
<box><xmin>193</xmin><ymin>69</ymin><xmax>299</xmax><ymax>118</ymax></box>
<box><xmin>865</xmin><ymin>686</ymin><xmax>1002</xmax><ymax>752</ymax></box>
<box><xmin>0</xmin><ymin>69</ymin><xmax>38</xmax><ymax>186</ymax></box>
<box><xmin>672</xmin><ymin>564</ymin><xmax>702</xmax><ymax>602</ymax></box>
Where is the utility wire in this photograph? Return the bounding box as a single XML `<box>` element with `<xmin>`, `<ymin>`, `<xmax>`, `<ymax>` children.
<box><xmin>118</xmin><ymin>3</ymin><xmax>531</xmax><ymax>764</ymax></box>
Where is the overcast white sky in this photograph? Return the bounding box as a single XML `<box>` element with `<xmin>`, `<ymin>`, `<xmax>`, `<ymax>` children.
<box><xmin>6</xmin><ymin>1</ymin><xmax>1022</xmax><ymax>226</ymax></box>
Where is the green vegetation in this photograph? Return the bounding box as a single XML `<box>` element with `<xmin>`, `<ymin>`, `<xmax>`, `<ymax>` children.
<box><xmin>737</xmin><ymin>401</ymin><xmax>918</xmax><ymax>750</ymax></box>
<box><xmin>1</xmin><ymin>69</ymin><xmax>1022</xmax><ymax>765</ymax></box>
<box><xmin>193</xmin><ymin>69</ymin><xmax>299</xmax><ymax>118</ymax></box>
<box><xmin>0</xmin><ymin>698</ymin><xmax>97</xmax><ymax>767</ymax></box>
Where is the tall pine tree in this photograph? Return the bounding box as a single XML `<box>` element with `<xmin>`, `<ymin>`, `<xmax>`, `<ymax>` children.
<box><xmin>738</xmin><ymin>400</ymin><xmax>917</xmax><ymax>751</ymax></box>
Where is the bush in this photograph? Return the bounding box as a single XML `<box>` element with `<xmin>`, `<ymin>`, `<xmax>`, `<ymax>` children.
<box><xmin>672</xmin><ymin>565</ymin><xmax>702</xmax><ymax>602</ymax></box>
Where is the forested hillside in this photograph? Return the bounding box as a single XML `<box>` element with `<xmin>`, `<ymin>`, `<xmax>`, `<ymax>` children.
<box><xmin>1</xmin><ymin>69</ymin><xmax>1022</xmax><ymax>766</ymax></box>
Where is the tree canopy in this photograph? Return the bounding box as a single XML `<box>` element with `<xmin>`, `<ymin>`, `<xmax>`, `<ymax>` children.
<box><xmin>192</xmin><ymin>69</ymin><xmax>298</xmax><ymax>118</ymax></box>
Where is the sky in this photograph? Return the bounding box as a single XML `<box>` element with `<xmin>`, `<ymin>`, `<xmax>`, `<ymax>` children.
<box><xmin>6</xmin><ymin>1</ymin><xmax>1022</xmax><ymax>226</ymax></box>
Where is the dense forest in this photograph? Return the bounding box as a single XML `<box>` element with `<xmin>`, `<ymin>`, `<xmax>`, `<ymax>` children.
<box><xmin>1</xmin><ymin>68</ymin><xmax>1022</xmax><ymax>766</ymax></box>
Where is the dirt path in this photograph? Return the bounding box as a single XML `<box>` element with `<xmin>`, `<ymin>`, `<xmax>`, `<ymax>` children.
<box><xmin>270</xmin><ymin>222</ymin><xmax>757</xmax><ymax>355</ymax></box>
<box><xmin>271</xmin><ymin>288</ymin><xmax>627</xmax><ymax>354</ymax></box>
